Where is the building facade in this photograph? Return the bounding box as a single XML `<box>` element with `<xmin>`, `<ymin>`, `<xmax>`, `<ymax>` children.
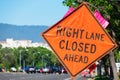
<box><xmin>0</xmin><ymin>38</ymin><xmax>50</xmax><ymax>50</ymax></box>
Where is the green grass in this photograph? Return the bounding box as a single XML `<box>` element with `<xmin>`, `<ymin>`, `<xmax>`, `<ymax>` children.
<box><xmin>94</xmin><ymin>73</ymin><xmax>120</xmax><ymax>80</ymax></box>
<box><xmin>94</xmin><ymin>75</ymin><xmax>110</xmax><ymax>80</ymax></box>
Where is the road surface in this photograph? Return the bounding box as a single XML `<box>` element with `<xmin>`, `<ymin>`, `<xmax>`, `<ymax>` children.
<box><xmin>0</xmin><ymin>72</ymin><xmax>90</xmax><ymax>80</ymax></box>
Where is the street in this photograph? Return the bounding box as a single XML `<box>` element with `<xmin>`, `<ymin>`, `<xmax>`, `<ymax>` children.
<box><xmin>0</xmin><ymin>72</ymin><xmax>89</xmax><ymax>80</ymax></box>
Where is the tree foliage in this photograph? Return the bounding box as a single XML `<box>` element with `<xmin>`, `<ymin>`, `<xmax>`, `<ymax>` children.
<box><xmin>0</xmin><ymin>46</ymin><xmax>60</xmax><ymax>70</ymax></box>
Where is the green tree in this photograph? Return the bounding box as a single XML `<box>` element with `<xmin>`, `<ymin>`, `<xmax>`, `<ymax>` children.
<box><xmin>0</xmin><ymin>44</ymin><xmax>2</xmax><ymax>49</ymax></box>
<box><xmin>0</xmin><ymin>44</ymin><xmax>3</xmax><ymax>67</ymax></box>
<box><xmin>0</xmin><ymin>46</ymin><xmax>61</xmax><ymax>70</ymax></box>
<box><xmin>51</xmin><ymin>53</ymin><xmax>60</xmax><ymax>66</ymax></box>
<box><xmin>0</xmin><ymin>47</ymin><xmax>17</xmax><ymax>69</ymax></box>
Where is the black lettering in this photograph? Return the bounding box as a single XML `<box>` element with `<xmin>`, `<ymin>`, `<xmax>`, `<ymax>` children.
<box><xmin>86</xmin><ymin>32</ymin><xmax>105</xmax><ymax>41</ymax></box>
<box><xmin>63</xmin><ymin>27</ymin><xmax>66</xmax><ymax>36</ymax></box>
<box><xmin>90</xmin><ymin>33</ymin><xmax>94</xmax><ymax>40</ymax></box>
<box><xmin>56</xmin><ymin>26</ymin><xmax>86</xmax><ymax>39</ymax></box>
<box><xmin>74</xmin><ymin>55</ymin><xmax>79</xmax><ymax>62</ymax></box>
<box><xmin>79</xmin><ymin>56</ymin><xmax>83</xmax><ymax>63</ymax></box>
<box><xmin>78</xmin><ymin>42</ymin><xmax>84</xmax><ymax>52</ymax></box>
<box><xmin>64</xmin><ymin>54</ymin><xmax>68</xmax><ymax>61</ymax></box>
<box><xmin>69</xmin><ymin>54</ymin><xmax>74</xmax><ymax>61</ymax></box>
<box><xmin>84</xmin><ymin>43</ymin><xmax>90</xmax><ymax>53</ymax></box>
<box><xmin>86</xmin><ymin>32</ymin><xmax>90</xmax><ymax>39</ymax></box>
<box><xmin>72</xmin><ymin>42</ymin><xmax>77</xmax><ymax>51</ymax></box>
<box><xmin>79</xmin><ymin>29</ymin><xmax>85</xmax><ymax>39</ymax></box>
<box><xmin>72</xmin><ymin>28</ymin><xmax>79</xmax><ymax>38</ymax></box>
<box><xmin>84</xmin><ymin>56</ymin><xmax>88</xmax><ymax>63</ymax></box>
<box><xmin>64</xmin><ymin>54</ymin><xmax>89</xmax><ymax>63</ymax></box>
<box><xmin>59</xmin><ymin>40</ymin><xmax>65</xmax><ymax>49</ymax></box>
<box><xmin>66</xmin><ymin>40</ymin><xmax>70</xmax><ymax>50</ymax></box>
<box><xmin>59</xmin><ymin>40</ymin><xmax>96</xmax><ymax>54</ymax></box>
<box><xmin>95</xmin><ymin>33</ymin><xmax>104</xmax><ymax>41</ymax></box>
<box><xmin>90</xmin><ymin>44</ymin><xmax>96</xmax><ymax>53</ymax></box>
<box><xmin>95</xmin><ymin>33</ymin><xmax>100</xmax><ymax>40</ymax></box>
<box><xmin>56</xmin><ymin>26</ymin><xmax>62</xmax><ymax>36</ymax></box>
<box><xmin>66</xmin><ymin>28</ymin><xmax>72</xmax><ymax>37</ymax></box>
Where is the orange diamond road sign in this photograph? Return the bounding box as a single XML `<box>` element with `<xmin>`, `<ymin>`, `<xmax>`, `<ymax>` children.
<box><xmin>42</xmin><ymin>2</ymin><xmax>117</xmax><ymax>77</ymax></box>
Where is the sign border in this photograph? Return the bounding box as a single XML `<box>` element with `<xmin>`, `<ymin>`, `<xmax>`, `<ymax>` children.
<box><xmin>42</xmin><ymin>2</ymin><xmax>117</xmax><ymax>77</ymax></box>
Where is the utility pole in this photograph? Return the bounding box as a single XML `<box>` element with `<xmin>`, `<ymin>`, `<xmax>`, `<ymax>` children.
<box><xmin>19</xmin><ymin>50</ymin><xmax>22</xmax><ymax>69</ymax></box>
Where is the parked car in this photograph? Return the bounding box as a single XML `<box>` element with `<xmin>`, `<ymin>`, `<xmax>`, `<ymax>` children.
<box><xmin>36</xmin><ymin>67</ymin><xmax>43</xmax><ymax>73</ymax></box>
<box><xmin>24</xmin><ymin>66</ymin><xmax>36</xmax><ymax>73</ymax></box>
<box><xmin>10</xmin><ymin>67</ymin><xmax>17</xmax><ymax>72</ymax></box>
<box><xmin>52</xmin><ymin>66</ymin><xmax>61</xmax><ymax>74</ymax></box>
<box><xmin>29</xmin><ymin>67</ymin><xmax>36</xmax><ymax>73</ymax></box>
<box><xmin>39</xmin><ymin>68</ymin><xmax>43</xmax><ymax>73</ymax></box>
<box><xmin>61</xmin><ymin>68</ymin><xmax>67</xmax><ymax>74</ymax></box>
<box><xmin>52</xmin><ymin>67</ymin><xmax>67</xmax><ymax>74</ymax></box>
<box><xmin>42</xmin><ymin>67</ymin><xmax>51</xmax><ymax>73</ymax></box>
<box><xmin>0</xmin><ymin>68</ymin><xmax>2</xmax><ymax>72</ymax></box>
